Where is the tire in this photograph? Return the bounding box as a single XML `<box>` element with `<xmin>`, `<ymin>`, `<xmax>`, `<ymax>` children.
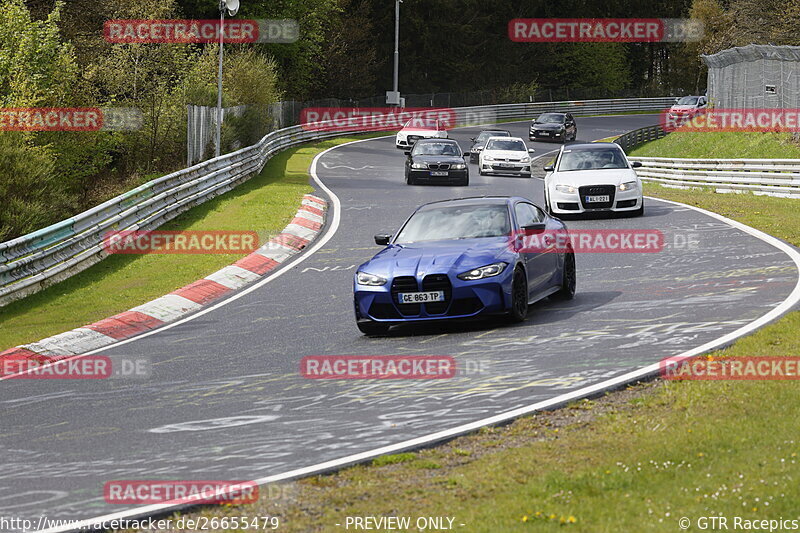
<box><xmin>552</xmin><ymin>249</ymin><xmax>576</xmax><ymax>300</ymax></box>
<box><xmin>478</xmin><ymin>167</ymin><xmax>486</xmax><ymax>176</ymax></box>
<box><xmin>630</xmin><ymin>202</ymin><xmax>644</xmax><ymax>217</ymax></box>
<box><xmin>407</xmin><ymin>174</ymin><xmax>416</xmax><ymax>185</ymax></box>
<box><xmin>461</xmin><ymin>176</ymin><xmax>470</xmax><ymax>186</ymax></box>
<box><xmin>357</xmin><ymin>320</ymin><xmax>390</xmax><ymax>336</ymax></box>
<box><xmin>507</xmin><ymin>267</ymin><xmax>529</xmax><ymax>323</ymax></box>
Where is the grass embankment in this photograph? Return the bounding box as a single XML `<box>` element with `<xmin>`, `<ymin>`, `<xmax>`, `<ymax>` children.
<box><xmin>0</xmin><ymin>136</ymin><xmax>375</xmax><ymax>351</ymax></box>
<box><xmin>129</xmin><ymin>133</ymin><xmax>800</xmax><ymax>532</ymax></box>
<box><xmin>629</xmin><ymin>131</ymin><xmax>800</xmax><ymax>159</ymax></box>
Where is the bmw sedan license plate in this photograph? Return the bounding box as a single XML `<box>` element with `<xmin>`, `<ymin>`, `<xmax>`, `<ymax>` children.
<box><xmin>586</xmin><ymin>195</ymin><xmax>610</xmax><ymax>203</ymax></box>
<box><xmin>430</xmin><ymin>171</ymin><xmax>448</xmax><ymax>176</ymax></box>
<box><xmin>398</xmin><ymin>291</ymin><xmax>444</xmax><ymax>304</ymax></box>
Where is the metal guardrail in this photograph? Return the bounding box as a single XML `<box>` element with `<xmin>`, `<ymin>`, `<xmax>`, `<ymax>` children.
<box><xmin>616</xmin><ymin>124</ymin><xmax>800</xmax><ymax>198</ymax></box>
<box><xmin>615</xmin><ymin>124</ymin><xmax>668</xmax><ymax>152</ymax></box>
<box><xmin>630</xmin><ymin>156</ymin><xmax>800</xmax><ymax>197</ymax></box>
<box><xmin>0</xmin><ymin>97</ymin><xmax>675</xmax><ymax>306</ymax></box>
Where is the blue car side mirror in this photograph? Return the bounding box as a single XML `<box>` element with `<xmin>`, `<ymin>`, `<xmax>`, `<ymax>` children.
<box><xmin>374</xmin><ymin>234</ymin><xmax>392</xmax><ymax>246</ymax></box>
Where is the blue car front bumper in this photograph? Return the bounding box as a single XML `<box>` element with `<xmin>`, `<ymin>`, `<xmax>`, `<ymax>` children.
<box><xmin>354</xmin><ymin>269</ymin><xmax>514</xmax><ymax>323</ymax></box>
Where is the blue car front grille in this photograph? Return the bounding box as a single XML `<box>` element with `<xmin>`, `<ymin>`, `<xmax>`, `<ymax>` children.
<box><xmin>391</xmin><ymin>276</ymin><xmax>420</xmax><ymax>315</ymax></box>
<box><xmin>422</xmin><ymin>274</ymin><xmax>451</xmax><ymax>314</ymax></box>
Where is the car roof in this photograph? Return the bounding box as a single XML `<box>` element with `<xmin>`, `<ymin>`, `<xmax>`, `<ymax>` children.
<box><xmin>537</xmin><ymin>112</ymin><xmax>567</xmax><ymax>116</ymax></box>
<box><xmin>417</xmin><ymin>196</ymin><xmax>528</xmax><ymax>209</ymax></box>
<box><xmin>486</xmin><ymin>136</ymin><xmax>524</xmax><ymax>142</ymax></box>
<box><xmin>561</xmin><ymin>142</ymin><xmax>622</xmax><ymax>151</ymax></box>
<box><xmin>414</xmin><ymin>137</ymin><xmax>457</xmax><ymax>144</ymax></box>
<box><xmin>479</xmin><ymin>129</ymin><xmax>510</xmax><ymax>134</ymax></box>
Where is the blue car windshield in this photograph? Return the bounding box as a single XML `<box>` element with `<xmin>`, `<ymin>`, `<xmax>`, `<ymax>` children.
<box><xmin>394</xmin><ymin>205</ymin><xmax>511</xmax><ymax>243</ymax></box>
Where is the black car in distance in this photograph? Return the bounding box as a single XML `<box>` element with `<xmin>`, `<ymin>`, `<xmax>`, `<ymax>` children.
<box><xmin>529</xmin><ymin>113</ymin><xmax>577</xmax><ymax>143</ymax></box>
<box><xmin>466</xmin><ymin>129</ymin><xmax>511</xmax><ymax>163</ymax></box>
<box><xmin>404</xmin><ymin>138</ymin><xmax>469</xmax><ymax>186</ymax></box>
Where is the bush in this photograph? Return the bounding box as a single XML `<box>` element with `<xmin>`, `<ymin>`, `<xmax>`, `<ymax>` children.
<box><xmin>0</xmin><ymin>134</ymin><xmax>66</xmax><ymax>241</ymax></box>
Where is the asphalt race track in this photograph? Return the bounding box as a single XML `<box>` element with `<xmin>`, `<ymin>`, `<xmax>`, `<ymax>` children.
<box><xmin>2</xmin><ymin>114</ymin><xmax>798</xmax><ymax>529</ymax></box>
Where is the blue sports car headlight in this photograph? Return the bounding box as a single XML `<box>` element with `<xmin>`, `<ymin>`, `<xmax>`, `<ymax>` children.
<box><xmin>457</xmin><ymin>262</ymin><xmax>507</xmax><ymax>281</ymax></box>
<box><xmin>357</xmin><ymin>271</ymin><xmax>387</xmax><ymax>286</ymax></box>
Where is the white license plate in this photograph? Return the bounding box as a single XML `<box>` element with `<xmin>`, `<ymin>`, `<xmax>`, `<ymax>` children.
<box><xmin>539</xmin><ymin>132</ymin><xmax>550</xmax><ymax>136</ymax></box>
<box><xmin>585</xmin><ymin>195</ymin><xmax>610</xmax><ymax>203</ymax></box>
<box><xmin>398</xmin><ymin>291</ymin><xmax>444</xmax><ymax>304</ymax></box>
<box><xmin>430</xmin><ymin>171</ymin><xmax>448</xmax><ymax>176</ymax></box>
<box><xmin>497</xmin><ymin>163</ymin><xmax>513</xmax><ymax>168</ymax></box>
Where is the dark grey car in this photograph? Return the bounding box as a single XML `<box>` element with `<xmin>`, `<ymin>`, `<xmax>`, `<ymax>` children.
<box><xmin>404</xmin><ymin>138</ymin><xmax>469</xmax><ymax>186</ymax></box>
<box><xmin>529</xmin><ymin>113</ymin><xmax>577</xmax><ymax>143</ymax></box>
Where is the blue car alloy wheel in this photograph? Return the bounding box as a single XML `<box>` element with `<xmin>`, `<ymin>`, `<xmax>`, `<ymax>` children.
<box><xmin>353</xmin><ymin>196</ymin><xmax>575</xmax><ymax>335</ymax></box>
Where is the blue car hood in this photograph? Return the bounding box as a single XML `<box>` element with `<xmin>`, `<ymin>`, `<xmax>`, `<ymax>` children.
<box><xmin>359</xmin><ymin>237</ymin><xmax>512</xmax><ymax>279</ymax></box>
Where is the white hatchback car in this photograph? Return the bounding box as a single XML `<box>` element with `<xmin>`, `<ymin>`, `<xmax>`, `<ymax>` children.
<box><xmin>478</xmin><ymin>136</ymin><xmax>535</xmax><ymax>177</ymax></box>
<box><xmin>543</xmin><ymin>143</ymin><xmax>644</xmax><ymax>217</ymax></box>
<box><xmin>395</xmin><ymin>118</ymin><xmax>448</xmax><ymax>149</ymax></box>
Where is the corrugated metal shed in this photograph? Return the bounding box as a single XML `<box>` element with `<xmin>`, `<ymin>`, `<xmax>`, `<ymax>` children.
<box><xmin>702</xmin><ymin>45</ymin><xmax>800</xmax><ymax>108</ymax></box>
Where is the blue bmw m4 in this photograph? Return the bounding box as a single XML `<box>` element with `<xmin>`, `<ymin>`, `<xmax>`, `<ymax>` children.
<box><xmin>353</xmin><ymin>196</ymin><xmax>576</xmax><ymax>335</ymax></box>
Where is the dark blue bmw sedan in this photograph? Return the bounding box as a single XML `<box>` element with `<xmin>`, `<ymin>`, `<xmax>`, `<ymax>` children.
<box><xmin>353</xmin><ymin>196</ymin><xmax>576</xmax><ymax>335</ymax></box>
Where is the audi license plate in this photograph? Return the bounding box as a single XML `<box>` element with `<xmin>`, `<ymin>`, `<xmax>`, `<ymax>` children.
<box><xmin>398</xmin><ymin>291</ymin><xmax>444</xmax><ymax>304</ymax></box>
<box><xmin>585</xmin><ymin>195</ymin><xmax>610</xmax><ymax>203</ymax></box>
<box><xmin>430</xmin><ymin>171</ymin><xmax>448</xmax><ymax>176</ymax></box>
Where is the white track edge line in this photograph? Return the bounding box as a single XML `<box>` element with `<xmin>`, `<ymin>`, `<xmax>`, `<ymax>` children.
<box><xmin>40</xmin><ymin>142</ymin><xmax>800</xmax><ymax>533</ymax></box>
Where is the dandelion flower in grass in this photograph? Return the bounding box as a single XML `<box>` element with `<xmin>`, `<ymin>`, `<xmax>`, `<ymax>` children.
<box><xmin>521</xmin><ymin>516</ymin><xmax>528</xmax><ymax>522</ymax></box>
<box><xmin>568</xmin><ymin>516</ymin><xmax>577</xmax><ymax>523</ymax></box>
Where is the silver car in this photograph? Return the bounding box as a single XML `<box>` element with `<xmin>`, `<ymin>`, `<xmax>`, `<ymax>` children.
<box><xmin>478</xmin><ymin>137</ymin><xmax>535</xmax><ymax>177</ymax></box>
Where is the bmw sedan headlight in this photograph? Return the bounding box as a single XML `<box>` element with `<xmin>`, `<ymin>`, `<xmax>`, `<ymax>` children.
<box><xmin>451</xmin><ymin>163</ymin><xmax>466</xmax><ymax>170</ymax></box>
<box><xmin>357</xmin><ymin>271</ymin><xmax>388</xmax><ymax>286</ymax></box>
<box><xmin>619</xmin><ymin>181</ymin><xmax>638</xmax><ymax>192</ymax></box>
<box><xmin>457</xmin><ymin>262</ymin><xmax>507</xmax><ymax>281</ymax></box>
<box><xmin>555</xmin><ymin>184</ymin><xmax>577</xmax><ymax>194</ymax></box>
<box><xmin>411</xmin><ymin>162</ymin><xmax>427</xmax><ymax>169</ymax></box>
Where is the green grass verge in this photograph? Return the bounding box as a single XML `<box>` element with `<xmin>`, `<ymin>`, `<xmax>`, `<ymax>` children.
<box><xmin>123</xmin><ymin>151</ymin><xmax>800</xmax><ymax>532</ymax></box>
<box><xmin>0</xmin><ymin>135</ymin><xmax>382</xmax><ymax>352</ymax></box>
<box><xmin>629</xmin><ymin>131</ymin><xmax>800</xmax><ymax>159</ymax></box>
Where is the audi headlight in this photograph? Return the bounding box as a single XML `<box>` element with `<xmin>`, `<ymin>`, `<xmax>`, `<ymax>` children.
<box><xmin>457</xmin><ymin>262</ymin><xmax>507</xmax><ymax>281</ymax></box>
<box><xmin>411</xmin><ymin>162</ymin><xmax>427</xmax><ymax>169</ymax></box>
<box><xmin>451</xmin><ymin>163</ymin><xmax>466</xmax><ymax>170</ymax></box>
<box><xmin>619</xmin><ymin>181</ymin><xmax>637</xmax><ymax>192</ymax></box>
<box><xmin>357</xmin><ymin>271</ymin><xmax>387</xmax><ymax>286</ymax></box>
<box><xmin>555</xmin><ymin>184</ymin><xmax>577</xmax><ymax>194</ymax></box>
